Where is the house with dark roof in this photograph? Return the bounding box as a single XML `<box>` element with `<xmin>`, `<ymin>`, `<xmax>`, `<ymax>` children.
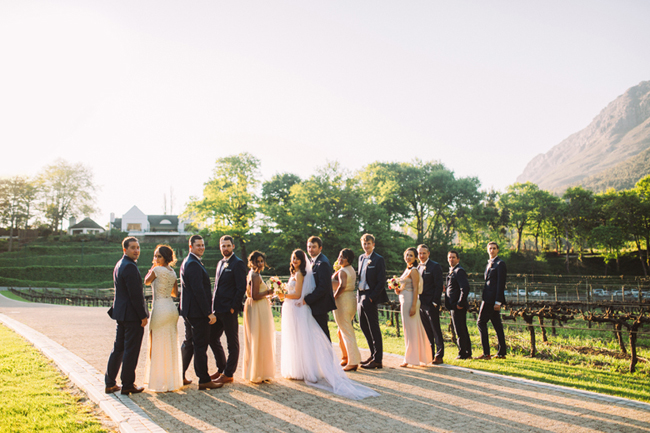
<box><xmin>68</xmin><ymin>217</ymin><xmax>105</xmax><ymax>235</ymax></box>
<box><xmin>110</xmin><ymin>206</ymin><xmax>191</xmax><ymax>238</ymax></box>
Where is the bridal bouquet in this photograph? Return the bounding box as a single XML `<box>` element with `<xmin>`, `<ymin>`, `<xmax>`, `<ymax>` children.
<box><xmin>332</xmin><ymin>260</ymin><xmax>341</xmax><ymax>272</ymax></box>
<box><xmin>387</xmin><ymin>276</ymin><xmax>400</xmax><ymax>291</ymax></box>
<box><xmin>267</xmin><ymin>276</ymin><xmax>286</xmax><ymax>301</ymax></box>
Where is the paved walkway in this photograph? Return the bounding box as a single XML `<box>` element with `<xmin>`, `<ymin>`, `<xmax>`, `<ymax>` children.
<box><xmin>1</xmin><ymin>293</ymin><xmax>650</xmax><ymax>433</ymax></box>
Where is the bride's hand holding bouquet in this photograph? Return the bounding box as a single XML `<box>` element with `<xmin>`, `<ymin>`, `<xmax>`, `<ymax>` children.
<box><xmin>267</xmin><ymin>276</ymin><xmax>287</xmax><ymax>301</ymax></box>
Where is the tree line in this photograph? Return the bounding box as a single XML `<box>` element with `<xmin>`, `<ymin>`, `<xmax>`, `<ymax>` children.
<box><xmin>182</xmin><ymin>153</ymin><xmax>650</xmax><ymax>276</ymax></box>
<box><xmin>0</xmin><ymin>159</ymin><xmax>96</xmax><ymax>251</ymax></box>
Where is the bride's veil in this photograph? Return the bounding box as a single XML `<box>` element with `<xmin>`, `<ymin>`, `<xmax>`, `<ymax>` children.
<box><xmin>302</xmin><ymin>260</ymin><xmax>317</xmax><ymax>297</ymax></box>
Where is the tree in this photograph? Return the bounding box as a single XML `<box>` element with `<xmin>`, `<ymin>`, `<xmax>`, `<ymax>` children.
<box><xmin>528</xmin><ymin>190</ymin><xmax>561</xmax><ymax>253</ymax></box>
<box><xmin>634</xmin><ymin>175</ymin><xmax>650</xmax><ymax>271</ymax></box>
<box><xmin>183</xmin><ymin>152</ymin><xmax>261</xmax><ymax>259</ymax></box>
<box><xmin>499</xmin><ymin>182</ymin><xmax>540</xmax><ymax>253</ymax></box>
<box><xmin>456</xmin><ymin>190</ymin><xmax>505</xmax><ymax>249</ymax></box>
<box><xmin>0</xmin><ymin>176</ymin><xmax>38</xmax><ymax>251</ymax></box>
<box><xmin>562</xmin><ymin>186</ymin><xmax>597</xmax><ymax>270</ymax></box>
<box><xmin>36</xmin><ymin>159</ymin><xmax>97</xmax><ymax>232</ymax></box>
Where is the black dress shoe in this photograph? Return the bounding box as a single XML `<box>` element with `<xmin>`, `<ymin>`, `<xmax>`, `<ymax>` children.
<box><xmin>361</xmin><ymin>361</ymin><xmax>382</xmax><ymax>369</ymax></box>
<box><xmin>455</xmin><ymin>355</ymin><xmax>470</xmax><ymax>360</ymax></box>
<box><xmin>361</xmin><ymin>357</ymin><xmax>373</xmax><ymax>365</ymax></box>
<box><xmin>121</xmin><ymin>385</ymin><xmax>145</xmax><ymax>395</ymax></box>
<box><xmin>105</xmin><ymin>385</ymin><xmax>121</xmax><ymax>394</ymax></box>
<box><xmin>494</xmin><ymin>355</ymin><xmax>507</xmax><ymax>359</ymax></box>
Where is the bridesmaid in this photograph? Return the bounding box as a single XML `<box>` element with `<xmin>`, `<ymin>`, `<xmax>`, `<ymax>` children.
<box><xmin>395</xmin><ymin>247</ymin><xmax>432</xmax><ymax>367</ymax></box>
<box><xmin>332</xmin><ymin>248</ymin><xmax>361</xmax><ymax>371</ymax></box>
<box><xmin>242</xmin><ymin>251</ymin><xmax>276</xmax><ymax>383</ymax></box>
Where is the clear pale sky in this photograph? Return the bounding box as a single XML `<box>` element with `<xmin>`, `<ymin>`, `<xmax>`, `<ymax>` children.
<box><xmin>1</xmin><ymin>0</ymin><xmax>649</xmax><ymax>227</ymax></box>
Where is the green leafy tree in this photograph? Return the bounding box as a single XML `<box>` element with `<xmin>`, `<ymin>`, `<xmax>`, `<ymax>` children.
<box><xmin>528</xmin><ymin>190</ymin><xmax>561</xmax><ymax>253</ymax></box>
<box><xmin>0</xmin><ymin>176</ymin><xmax>38</xmax><ymax>251</ymax></box>
<box><xmin>183</xmin><ymin>152</ymin><xmax>260</xmax><ymax>259</ymax></box>
<box><xmin>456</xmin><ymin>190</ymin><xmax>506</xmax><ymax>249</ymax></box>
<box><xmin>633</xmin><ymin>175</ymin><xmax>650</xmax><ymax>271</ymax></box>
<box><xmin>499</xmin><ymin>182</ymin><xmax>541</xmax><ymax>253</ymax></box>
<box><xmin>562</xmin><ymin>186</ymin><xmax>597</xmax><ymax>271</ymax></box>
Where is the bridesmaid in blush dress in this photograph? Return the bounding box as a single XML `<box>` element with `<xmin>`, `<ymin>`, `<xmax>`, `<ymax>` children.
<box><xmin>242</xmin><ymin>251</ymin><xmax>276</xmax><ymax>383</ymax></box>
<box><xmin>143</xmin><ymin>245</ymin><xmax>183</xmax><ymax>392</ymax></box>
<box><xmin>394</xmin><ymin>247</ymin><xmax>432</xmax><ymax>367</ymax></box>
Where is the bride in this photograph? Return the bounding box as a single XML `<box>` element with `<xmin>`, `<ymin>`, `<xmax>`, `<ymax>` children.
<box><xmin>281</xmin><ymin>249</ymin><xmax>379</xmax><ymax>400</ymax></box>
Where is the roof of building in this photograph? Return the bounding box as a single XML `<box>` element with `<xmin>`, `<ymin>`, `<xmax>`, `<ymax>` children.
<box><xmin>70</xmin><ymin>217</ymin><xmax>103</xmax><ymax>230</ymax></box>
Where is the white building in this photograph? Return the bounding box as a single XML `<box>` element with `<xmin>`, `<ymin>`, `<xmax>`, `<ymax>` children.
<box><xmin>110</xmin><ymin>206</ymin><xmax>191</xmax><ymax>238</ymax></box>
<box><xmin>68</xmin><ymin>217</ymin><xmax>105</xmax><ymax>235</ymax></box>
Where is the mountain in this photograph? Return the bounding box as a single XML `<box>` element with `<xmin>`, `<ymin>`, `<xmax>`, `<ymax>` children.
<box><xmin>517</xmin><ymin>80</ymin><xmax>650</xmax><ymax>192</ymax></box>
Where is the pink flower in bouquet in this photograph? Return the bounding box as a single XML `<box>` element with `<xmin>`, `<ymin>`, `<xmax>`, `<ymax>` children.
<box><xmin>387</xmin><ymin>276</ymin><xmax>400</xmax><ymax>291</ymax></box>
<box><xmin>267</xmin><ymin>276</ymin><xmax>287</xmax><ymax>301</ymax></box>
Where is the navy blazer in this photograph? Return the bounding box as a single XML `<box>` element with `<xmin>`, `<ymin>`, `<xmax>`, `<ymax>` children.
<box><xmin>357</xmin><ymin>251</ymin><xmax>389</xmax><ymax>304</ymax></box>
<box><xmin>419</xmin><ymin>260</ymin><xmax>443</xmax><ymax>307</ymax></box>
<box><xmin>109</xmin><ymin>255</ymin><xmax>148</xmax><ymax>322</ymax></box>
<box><xmin>212</xmin><ymin>254</ymin><xmax>247</xmax><ymax>313</ymax></box>
<box><xmin>483</xmin><ymin>256</ymin><xmax>507</xmax><ymax>306</ymax></box>
<box><xmin>180</xmin><ymin>253</ymin><xmax>213</xmax><ymax>318</ymax></box>
<box><xmin>445</xmin><ymin>264</ymin><xmax>470</xmax><ymax>310</ymax></box>
<box><xmin>304</xmin><ymin>253</ymin><xmax>337</xmax><ymax>315</ymax></box>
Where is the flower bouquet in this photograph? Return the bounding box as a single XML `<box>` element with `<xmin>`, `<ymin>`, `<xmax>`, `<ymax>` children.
<box><xmin>387</xmin><ymin>276</ymin><xmax>400</xmax><ymax>291</ymax></box>
<box><xmin>267</xmin><ymin>276</ymin><xmax>287</xmax><ymax>301</ymax></box>
<box><xmin>332</xmin><ymin>260</ymin><xmax>342</xmax><ymax>272</ymax></box>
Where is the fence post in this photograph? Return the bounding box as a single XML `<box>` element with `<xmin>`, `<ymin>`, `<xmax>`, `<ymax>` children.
<box><xmin>554</xmin><ymin>286</ymin><xmax>558</xmax><ymax>302</ymax></box>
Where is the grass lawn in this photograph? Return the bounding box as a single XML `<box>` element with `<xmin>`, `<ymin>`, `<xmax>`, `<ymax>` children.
<box><xmin>263</xmin><ymin>307</ymin><xmax>650</xmax><ymax>403</ymax></box>
<box><xmin>0</xmin><ymin>290</ymin><xmax>32</xmax><ymax>302</ymax></box>
<box><xmin>0</xmin><ymin>324</ymin><xmax>108</xmax><ymax>432</ymax></box>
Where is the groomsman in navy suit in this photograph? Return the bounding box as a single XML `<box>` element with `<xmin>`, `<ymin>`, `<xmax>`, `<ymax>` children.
<box><xmin>476</xmin><ymin>241</ymin><xmax>507</xmax><ymax>359</ymax></box>
<box><xmin>357</xmin><ymin>233</ymin><xmax>389</xmax><ymax>369</ymax></box>
<box><xmin>179</xmin><ymin>235</ymin><xmax>222</xmax><ymax>390</ymax></box>
<box><xmin>105</xmin><ymin>237</ymin><xmax>148</xmax><ymax>395</ymax></box>
<box><xmin>445</xmin><ymin>250</ymin><xmax>472</xmax><ymax>359</ymax></box>
<box><xmin>304</xmin><ymin>236</ymin><xmax>337</xmax><ymax>340</ymax></box>
<box><xmin>210</xmin><ymin>235</ymin><xmax>247</xmax><ymax>385</ymax></box>
<box><xmin>417</xmin><ymin>244</ymin><xmax>444</xmax><ymax>364</ymax></box>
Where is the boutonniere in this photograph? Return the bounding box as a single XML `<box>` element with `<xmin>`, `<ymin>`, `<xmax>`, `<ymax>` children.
<box><xmin>223</xmin><ymin>263</ymin><xmax>229</xmax><ymax>269</ymax></box>
<box><xmin>367</xmin><ymin>260</ymin><xmax>372</xmax><ymax>265</ymax></box>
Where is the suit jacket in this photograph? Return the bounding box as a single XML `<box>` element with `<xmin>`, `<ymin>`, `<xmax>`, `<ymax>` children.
<box><xmin>357</xmin><ymin>251</ymin><xmax>389</xmax><ymax>304</ymax></box>
<box><xmin>212</xmin><ymin>254</ymin><xmax>247</xmax><ymax>313</ymax></box>
<box><xmin>304</xmin><ymin>253</ymin><xmax>337</xmax><ymax>315</ymax></box>
<box><xmin>419</xmin><ymin>259</ymin><xmax>443</xmax><ymax>307</ymax></box>
<box><xmin>483</xmin><ymin>256</ymin><xmax>507</xmax><ymax>306</ymax></box>
<box><xmin>109</xmin><ymin>255</ymin><xmax>148</xmax><ymax>322</ymax></box>
<box><xmin>180</xmin><ymin>253</ymin><xmax>212</xmax><ymax>318</ymax></box>
<box><xmin>445</xmin><ymin>264</ymin><xmax>470</xmax><ymax>310</ymax></box>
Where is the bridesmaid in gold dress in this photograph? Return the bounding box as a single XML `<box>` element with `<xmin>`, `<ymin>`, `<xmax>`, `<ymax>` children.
<box><xmin>243</xmin><ymin>251</ymin><xmax>276</xmax><ymax>383</ymax></box>
<box><xmin>332</xmin><ymin>248</ymin><xmax>361</xmax><ymax>371</ymax></box>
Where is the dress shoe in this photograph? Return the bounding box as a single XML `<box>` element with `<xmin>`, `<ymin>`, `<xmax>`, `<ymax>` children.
<box><xmin>399</xmin><ymin>362</ymin><xmax>409</xmax><ymax>368</ymax></box>
<box><xmin>455</xmin><ymin>355</ymin><xmax>470</xmax><ymax>360</ymax></box>
<box><xmin>183</xmin><ymin>378</ymin><xmax>192</xmax><ymax>385</ymax></box>
<box><xmin>475</xmin><ymin>354</ymin><xmax>492</xmax><ymax>360</ymax></box>
<box><xmin>121</xmin><ymin>385</ymin><xmax>144</xmax><ymax>395</ymax></box>
<box><xmin>105</xmin><ymin>385</ymin><xmax>121</xmax><ymax>394</ymax></box>
<box><xmin>432</xmin><ymin>357</ymin><xmax>444</xmax><ymax>365</ymax></box>
<box><xmin>214</xmin><ymin>374</ymin><xmax>234</xmax><ymax>384</ymax></box>
<box><xmin>361</xmin><ymin>356</ymin><xmax>373</xmax><ymax>365</ymax></box>
<box><xmin>360</xmin><ymin>361</ymin><xmax>382</xmax><ymax>369</ymax></box>
<box><xmin>340</xmin><ymin>358</ymin><xmax>348</xmax><ymax>366</ymax></box>
<box><xmin>199</xmin><ymin>381</ymin><xmax>224</xmax><ymax>390</ymax></box>
<box><xmin>494</xmin><ymin>355</ymin><xmax>506</xmax><ymax>359</ymax></box>
<box><xmin>210</xmin><ymin>372</ymin><xmax>222</xmax><ymax>380</ymax></box>
<box><xmin>343</xmin><ymin>364</ymin><xmax>358</xmax><ymax>371</ymax></box>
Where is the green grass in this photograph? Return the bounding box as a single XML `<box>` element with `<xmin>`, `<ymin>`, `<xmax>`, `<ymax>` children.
<box><xmin>0</xmin><ymin>291</ymin><xmax>32</xmax><ymax>302</ymax></box>
<box><xmin>0</xmin><ymin>325</ymin><xmax>108</xmax><ymax>432</ymax></box>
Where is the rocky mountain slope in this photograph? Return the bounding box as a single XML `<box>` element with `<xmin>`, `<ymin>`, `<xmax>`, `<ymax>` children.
<box><xmin>517</xmin><ymin>80</ymin><xmax>650</xmax><ymax>192</ymax></box>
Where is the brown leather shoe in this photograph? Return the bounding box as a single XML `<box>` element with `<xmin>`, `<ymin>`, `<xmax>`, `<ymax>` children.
<box><xmin>361</xmin><ymin>356</ymin><xmax>373</xmax><ymax>365</ymax></box>
<box><xmin>214</xmin><ymin>375</ymin><xmax>234</xmax><ymax>384</ymax></box>
<box><xmin>210</xmin><ymin>372</ymin><xmax>221</xmax><ymax>380</ymax></box>
<box><xmin>343</xmin><ymin>364</ymin><xmax>358</xmax><ymax>371</ymax></box>
<box><xmin>340</xmin><ymin>358</ymin><xmax>348</xmax><ymax>366</ymax></box>
<box><xmin>183</xmin><ymin>378</ymin><xmax>192</xmax><ymax>385</ymax></box>
<box><xmin>432</xmin><ymin>356</ymin><xmax>444</xmax><ymax>365</ymax></box>
<box><xmin>199</xmin><ymin>381</ymin><xmax>224</xmax><ymax>390</ymax></box>
<box><xmin>494</xmin><ymin>355</ymin><xmax>506</xmax><ymax>359</ymax></box>
<box><xmin>475</xmin><ymin>354</ymin><xmax>492</xmax><ymax>360</ymax></box>
<box><xmin>105</xmin><ymin>385</ymin><xmax>121</xmax><ymax>394</ymax></box>
<box><xmin>121</xmin><ymin>385</ymin><xmax>144</xmax><ymax>395</ymax></box>
<box><xmin>360</xmin><ymin>361</ymin><xmax>382</xmax><ymax>369</ymax></box>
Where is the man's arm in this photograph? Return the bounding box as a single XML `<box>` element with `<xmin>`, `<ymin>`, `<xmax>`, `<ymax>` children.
<box><xmin>496</xmin><ymin>260</ymin><xmax>507</xmax><ymax>306</ymax></box>
<box><xmin>231</xmin><ymin>260</ymin><xmax>247</xmax><ymax>312</ymax></box>
<box><xmin>457</xmin><ymin>268</ymin><xmax>470</xmax><ymax>307</ymax></box>
<box><xmin>367</xmin><ymin>256</ymin><xmax>386</xmax><ymax>302</ymax></box>
<box><xmin>304</xmin><ymin>261</ymin><xmax>331</xmax><ymax>305</ymax></box>
<box><xmin>124</xmin><ymin>264</ymin><xmax>149</xmax><ymax>320</ymax></box>
<box><xmin>186</xmin><ymin>261</ymin><xmax>212</xmax><ymax>317</ymax></box>
<box><xmin>431</xmin><ymin>262</ymin><xmax>444</xmax><ymax>306</ymax></box>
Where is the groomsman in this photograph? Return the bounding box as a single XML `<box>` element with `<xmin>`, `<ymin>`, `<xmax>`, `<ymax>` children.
<box><xmin>357</xmin><ymin>233</ymin><xmax>389</xmax><ymax>369</ymax></box>
<box><xmin>304</xmin><ymin>236</ymin><xmax>337</xmax><ymax>340</ymax></box>
<box><xmin>445</xmin><ymin>250</ymin><xmax>472</xmax><ymax>359</ymax></box>
<box><xmin>105</xmin><ymin>237</ymin><xmax>148</xmax><ymax>395</ymax></box>
<box><xmin>179</xmin><ymin>235</ymin><xmax>222</xmax><ymax>390</ymax></box>
<box><xmin>417</xmin><ymin>244</ymin><xmax>444</xmax><ymax>364</ymax></box>
<box><xmin>210</xmin><ymin>235</ymin><xmax>247</xmax><ymax>385</ymax></box>
<box><xmin>476</xmin><ymin>241</ymin><xmax>507</xmax><ymax>359</ymax></box>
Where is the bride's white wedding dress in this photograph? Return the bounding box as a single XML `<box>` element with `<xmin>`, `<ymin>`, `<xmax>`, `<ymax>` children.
<box><xmin>281</xmin><ymin>264</ymin><xmax>379</xmax><ymax>400</ymax></box>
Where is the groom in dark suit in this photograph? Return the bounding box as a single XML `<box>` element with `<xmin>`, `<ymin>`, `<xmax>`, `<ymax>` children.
<box><xmin>210</xmin><ymin>235</ymin><xmax>247</xmax><ymax>385</ymax></box>
<box><xmin>304</xmin><ymin>236</ymin><xmax>337</xmax><ymax>340</ymax></box>
<box><xmin>476</xmin><ymin>241</ymin><xmax>507</xmax><ymax>360</ymax></box>
<box><xmin>357</xmin><ymin>233</ymin><xmax>389</xmax><ymax>369</ymax></box>
<box><xmin>445</xmin><ymin>250</ymin><xmax>472</xmax><ymax>359</ymax></box>
<box><xmin>105</xmin><ymin>237</ymin><xmax>148</xmax><ymax>395</ymax></box>
<box><xmin>417</xmin><ymin>244</ymin><xmax>445</xmax><ymax>364</ymax></box>
<box><xmin>179</xmin><ymin>235</ymin><xmax>222</xmax><ymax>390</ymax></box>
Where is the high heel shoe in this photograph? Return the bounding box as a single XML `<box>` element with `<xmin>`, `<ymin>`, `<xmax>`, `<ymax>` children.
<box><xmin>343</xmin><ymin>364</ymin><xmax>358</xmax><ymax>371</ymax></box>
<box><xmin>340</xmin><ymin>358</ymin><xmax>348</xmax><ymax>366</ymax></box>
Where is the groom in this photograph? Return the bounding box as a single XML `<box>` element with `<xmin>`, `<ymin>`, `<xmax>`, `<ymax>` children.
<box><xmin>303</xmin><ymin>236</ymin><xmax>337</xmax><ymax>340</ymax></box>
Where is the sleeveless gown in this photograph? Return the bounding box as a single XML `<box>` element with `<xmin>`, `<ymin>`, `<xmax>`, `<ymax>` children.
<box><xmin>144</xmin><ymin>266</ymin><xmax>183</xmax><ymax>392</ymax></box>
<box><xmin>399</xmin><ymin>273</ymin><xmax>433</xmax><ymax>365</ymax></box>
<box><xmin>243</xmin><ymin>271</ymin><xmax>276</xmax><ymax>383</ymax></box>
<box><xmin>281</xmin><ymin>265</ymin><xmax>379</xmax><ymax>400</ymax></box>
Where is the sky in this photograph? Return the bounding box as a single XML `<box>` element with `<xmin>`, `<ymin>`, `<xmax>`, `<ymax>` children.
<box><xmin>1</xmin><ymin>0</ymin><xmax>649</xmax><ymax>228</ymax></box>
